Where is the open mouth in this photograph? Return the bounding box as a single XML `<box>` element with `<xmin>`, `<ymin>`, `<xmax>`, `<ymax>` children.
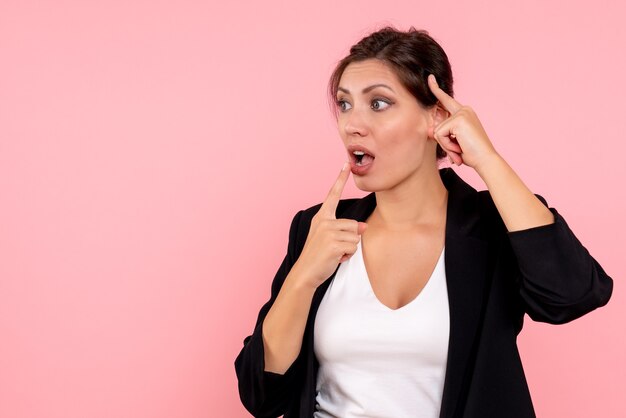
<box><xmin>353</xmin><ymin>150</ymin><xmax>375</xmax><ymax>166</ymax></box>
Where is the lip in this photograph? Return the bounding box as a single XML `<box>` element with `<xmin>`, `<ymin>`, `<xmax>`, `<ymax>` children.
<box><xmin>346</xmin><ymin>144</ymin><xmax>375</xmax><ymax>176</ymax></box>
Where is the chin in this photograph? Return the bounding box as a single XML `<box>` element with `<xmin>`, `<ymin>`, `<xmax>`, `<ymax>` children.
<box><xmin>352</xmin><ymin>175</ymin><xmax>392</xmax><ymax>193</ymax></box>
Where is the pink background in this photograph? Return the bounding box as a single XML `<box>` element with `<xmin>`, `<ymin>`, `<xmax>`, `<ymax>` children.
<box><xmin>1</xmin><ymin>0</ymin><xmax>624</xmax><ymax>417</ymax></box>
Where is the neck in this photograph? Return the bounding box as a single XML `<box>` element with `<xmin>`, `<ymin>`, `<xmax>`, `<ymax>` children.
<box><xmin>371</xmin><ymin>164</ymin><xmax>448</xmax><ymax>229</ymax></box>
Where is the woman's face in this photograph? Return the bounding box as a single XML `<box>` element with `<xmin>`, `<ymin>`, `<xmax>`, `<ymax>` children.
<box><xmin>336</xmin><ymin>59</ymin><xmax>441</xmax><ymax>192</ymax></box>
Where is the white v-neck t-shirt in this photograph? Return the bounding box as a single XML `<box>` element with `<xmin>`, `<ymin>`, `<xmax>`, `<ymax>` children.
<box><xmin>313</xmin><ymin>240</ymin><xmax>450</xmax><ymax>418</ymax></box>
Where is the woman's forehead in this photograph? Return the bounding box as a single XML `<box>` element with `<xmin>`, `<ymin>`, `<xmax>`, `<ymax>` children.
<box><xmin>339</xmin><ymin>59</ymin><xmax>403</xmax><ymax>91</ymax></box>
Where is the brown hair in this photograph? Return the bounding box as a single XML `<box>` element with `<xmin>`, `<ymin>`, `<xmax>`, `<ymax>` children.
<box><xmin>328</xmin><ymin>26</ymin><xmax>454</xmax><ymax>160</ymax></box>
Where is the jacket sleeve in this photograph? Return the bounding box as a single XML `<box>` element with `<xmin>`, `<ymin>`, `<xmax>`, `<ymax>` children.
<box><xmin>507</xmin><ymin>194</ymin><xmax>613</xmax><ymax>324</ymax></box>
<box><xmin>234</xmin><ymin>209</ymin><xmax>307</xmax><ymax>417</ymax></box>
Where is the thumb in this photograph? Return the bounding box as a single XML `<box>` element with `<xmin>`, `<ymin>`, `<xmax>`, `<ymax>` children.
<box><xmin>357</xmin><ymin>222</ymin><xmax>368</xmax><ymax>235</ymax></box>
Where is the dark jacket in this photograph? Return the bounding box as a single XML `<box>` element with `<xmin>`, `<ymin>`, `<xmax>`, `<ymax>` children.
<box><xmin>235</xmin><ymin>167</ymin><xmax>613</xmax><ymax>417</ymax></box>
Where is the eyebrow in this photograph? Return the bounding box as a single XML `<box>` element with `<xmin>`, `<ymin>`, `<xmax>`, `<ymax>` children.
<box><xmin>337</xmin><ymin>84</ymin><xmax>396</xmax><ymax>95</ymax></box>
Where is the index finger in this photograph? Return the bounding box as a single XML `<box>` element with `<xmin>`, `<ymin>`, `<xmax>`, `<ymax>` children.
<box><xmin>319</xmin><ymin>162</ymin><xmax>350</xmax><ymax>218</ymax></box>
<box><xmin>428</xmin><ymin>74</ymin><xmax>462</xmax><ymax>114</ymax></box>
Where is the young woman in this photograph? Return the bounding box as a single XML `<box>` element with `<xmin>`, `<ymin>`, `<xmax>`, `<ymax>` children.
<box><xmin>235</xmin><ymin>26</ymin><xmax>613</xmax><ymax>418</ymax></box>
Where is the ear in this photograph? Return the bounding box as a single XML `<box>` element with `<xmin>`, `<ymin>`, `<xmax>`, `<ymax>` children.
<box><xmin>433</xmin><ymin>102</ymin><xmax>450</xmax><ymax>125</ymax></box>
<box><xmin>427</xmin><ymin>103</ymin><xmax>450</xmax><ymax>137</ymax></box>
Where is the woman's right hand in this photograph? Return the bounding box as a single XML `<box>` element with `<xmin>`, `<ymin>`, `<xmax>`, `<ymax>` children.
<box><xmin>291</xmin><ymin>162</ymin><xmax>368</xmax><ymax>289</ymax></box>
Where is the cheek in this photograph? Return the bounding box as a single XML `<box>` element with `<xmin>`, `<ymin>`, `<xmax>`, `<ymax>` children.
<box><xmin>410</xmin><ymin>115</ymin><xmax>430</xmax><ymax>137</ymax></box>
<box><xmin>390</xmin><ymin>111</ymin><xmax>428</xmax><ymax>136</ymax></box>
<box><xmin>388</xmin><ymin>120</ymin><xmax>429</xmax><ymax>151</ymax></box>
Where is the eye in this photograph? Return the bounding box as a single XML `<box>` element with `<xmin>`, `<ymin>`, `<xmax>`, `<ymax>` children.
<box><xmin>371</xmin><ymin>98</ymin><xmax>392</xmax><ymax>111</ymax></box>
<box><xmin>336</xmin><ymin>99</ymin><xmax>352</xmax><ymax>112</ymax></box>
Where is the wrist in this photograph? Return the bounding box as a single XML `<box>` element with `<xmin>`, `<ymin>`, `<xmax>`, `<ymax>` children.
<box><xmin>285</xmin><ymin>262</ymin><xmax>319</xmax><ymax>293</ymax></box>
<box><xmin>474</xmin><ymin>152</ymin><xmax>506</xmax><ymax>180</ymax></box>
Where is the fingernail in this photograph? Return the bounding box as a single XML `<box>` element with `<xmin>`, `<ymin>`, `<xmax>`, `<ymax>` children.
<box><xmin>342</xmin><ymin>162</ymin><xmax>349</xmax><ymax>171</ymax></box>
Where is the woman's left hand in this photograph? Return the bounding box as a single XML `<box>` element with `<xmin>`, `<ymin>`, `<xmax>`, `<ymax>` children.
<box><xmin>427</xmin><ymin>74</ymin><xmax>499</xmax><ymax>171</ymax></box>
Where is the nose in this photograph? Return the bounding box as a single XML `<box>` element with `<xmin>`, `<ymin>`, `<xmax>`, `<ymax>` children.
<box><xmin>342</xmin><ymin>106</ymin><xmax>369</xmax><ymax>137</ymax></box>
